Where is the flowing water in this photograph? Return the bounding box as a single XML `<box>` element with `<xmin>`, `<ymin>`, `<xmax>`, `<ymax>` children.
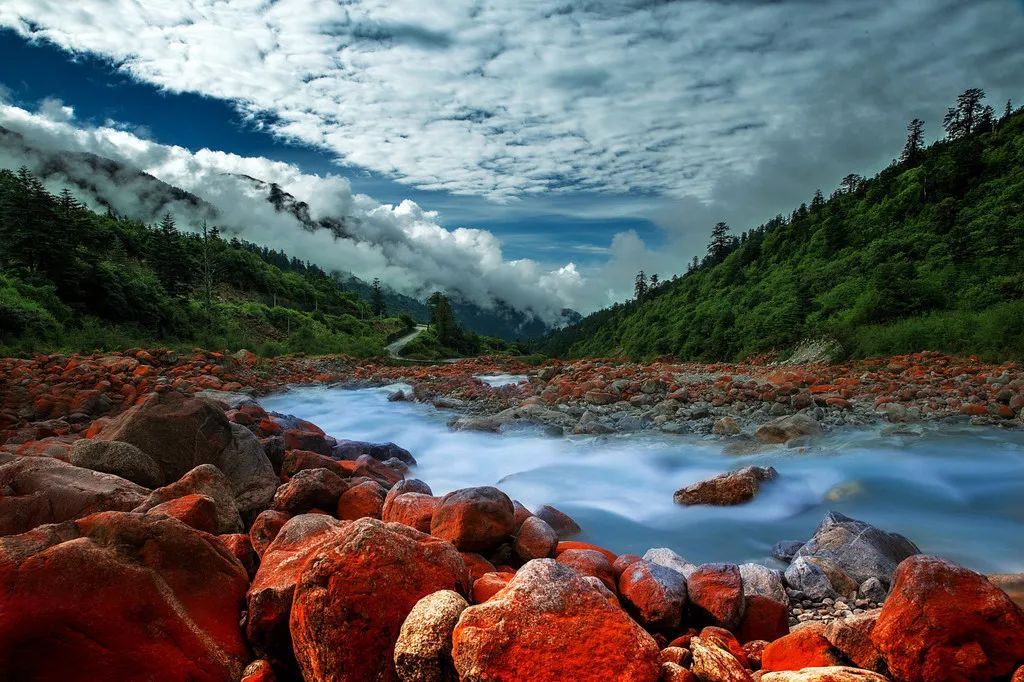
<box><xmin>262</xmin><ymin>379</ymin><xmax>1024</xmax><ymax>574</ymax></box>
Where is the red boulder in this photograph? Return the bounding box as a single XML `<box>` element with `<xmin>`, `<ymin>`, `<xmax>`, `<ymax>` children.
<box><xmin>430</xmin><ymin>486</ymin><xmax>514</xmax><ymax>552</ymax></box>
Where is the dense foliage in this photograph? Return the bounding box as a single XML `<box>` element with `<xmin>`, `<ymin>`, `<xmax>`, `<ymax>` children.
<box><xmin>398</xmin><ymin>292</ymin><xmax>517</xmax><ymax>360</ymax></box>
<box><xmin>540</xmin><ymin>103</ymin><xmax>1024</xmax><ymax>362</ymax></box>
<box><xmin>0</xmin><ymin>168</ymin><xmax>410</xmax><ymax>356</ymax></box>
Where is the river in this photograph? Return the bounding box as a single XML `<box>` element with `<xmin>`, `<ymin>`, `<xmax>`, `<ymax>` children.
<box><xmin>262</xmin><ymin>378</ymin><xmax>1024</xmax><ymax>574</ymax></box>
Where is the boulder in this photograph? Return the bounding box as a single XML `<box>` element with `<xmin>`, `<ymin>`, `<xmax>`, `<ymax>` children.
<box><xmin>689</xmin><ymin>635</ymin><xmax>754</xmax><ymax>682</ymax></box>
<box><xmin>762</xmin><ymin>624</ymin><xmax>845</xmax><ymax>672</ymax></box>
<box><xmin>688</xmin><ymin>563</ymin><xmax>746</xmax><ymax>631</ymax></box>
<box><xmin>740</xmin><ymin>562</ymin><xmax>787</xmax><ymax>603</ymax></box>
<box><xmin>754</xmin><ymin>414</ymin><xmax>823</xmax><ymax>444</ymax></box>
<box><xmin>147</xmin><ymin>493</ymin><xmax>220</xmax><ymax>533</ymax></box>
<box><xmin>773</xmin><ymin>540</ymin><xmax>804</xmax><ymax>563</ymax></box>
<box><xmin>557</xmin><ymin>548</ymin><xmax>618</xmax><ymax>592</ymax></box>
<box><xmin>394</xmin><ymin>590</ymin><xmax>469</xmax><ymax>682</ymax></box>
<box><xmin>472</xmin><ymin>572</ymin><xmax>513</xmax><ymax>603</ymax></box>
<box><xmin>0</xmin><ymin>456</ymin><xmax>147</xmax><ymax>536</ymax></box>
<box><xmin>871</xmin><ymin>555</ymin><xmax>1024</xmax><ymax>682</ymax></box>
<box><xmin>250</xmin><ymin>509</ymin><xmax>291</xmax><ymax>558</ymax></box>
<box><xmin>334</xmin><ymin>439</ymin><xmax>416</xmax><ymax>465</ymax></box>
<box><xmin>133</xmin><ymin>464</ymin><xmax>244</xmax><ymax>535</ymax></box>
<box><xmin>272</xmin><ymin>467</ymin><xmax>349</xmax><ymax>515</ymax></box>
<box><xmin>760</xmin><ymin>669</ymin><xmax>890</xmax><ymax>682</ymax></box>
<box><xmin>69</xmin><ymin>439</ymin><xmax>163</xmax><ymax>488</ymax></box>
<box><xmin>385</xmin><ymin>493</ymin><xmax>441</xmax><ymax>533</ymax></box>
<box><xmin>452</xmin><ymin>559</ymin><xmax>661</xmax><ymax>681</ymax></box>
<box><xmin>290</xmin><ymin>518</ymin><xmax>469</xmax><ymax>682</ymax></box>
<box><xmin>0</xmin><ymin>511</ymin><xmax>249</xmax><ymax>681</ymax></box>
<box><xmin>337</xmin><ymin>480</ymin><xmax>386</xmax><ymax>520</ymax></box>
<box><xmin>794</xmin><ymin>512</ymin><xmax>918</xmax><ymax>588</ymax></box>
<box><xmin>824</xmin><ymin>609</ymin><xmax>883</xmax><ymax>672</ymax></box>
<box><xmin>534</xmin><ymin>504</ymin><xmax>581</xmax><ymax>538</ymax></box>
<box><xmin>673</xmin><ymin>466</ymin><xmax>778</xmax><ymax>506</ymax></box>
<box><xmin>514</xmin><ymin>516</ymin><xmax>558</xmax><ymax>561</ymax></box>
<box><xmin>460</xmin><ymin>552</ymin><xmax>497</xmax><ymax>582</ymax></box>
<box><xmin>430</xmin><ymin>486</ymin><xmax>515</xmax><ymax>552</ymax></box>
<box><xmin>644</xmin><ymin>547</ymin><xmax>698</xmax><ymax>578</ymax></box>
<box><xmin>785</xmin><ymin>557</ymin><xmax>839</xmax><ymax>601</ymax></box>
<box><xmin>736</xmin><ymin>595</ymin><xmax>789</xmax><ymax>644</ymax></box>
<box><xmin>246</xmin><ymin>514</ymin><xmax>348</xmax><ymax>661</ymax></box>
<box><xmin>218</xmin><ymin>532</ymin><xmax>257</xmax><ymax>578</ymax></box>
<box><xmin>619</xmin><ymin>559</ymin><xmax>689</xmax><ymax>632</ymax></box>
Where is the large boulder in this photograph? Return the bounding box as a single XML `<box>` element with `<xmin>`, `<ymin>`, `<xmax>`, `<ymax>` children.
<box><xmin>394</xmin><ymin>590</ymin><xmax>469</xmax><ymax>682</ymax></box>
<box><xmin>871</xmin><ymin>555</ymin><xmax>1024</xmax><ymax>682</ymax></box>
<box><xmin>794</xmin><ymin>512</ymin><xmax>919</xmax><ymax>589</ymax></box>
<box><xmin>688</xmin><ymin>563</ymin><xmax>746</xmax><ymax>630</ymax></box>
<box><xmin>619</xmin><ymin>558</ymin><xmax>689</xmax><ymax>632</ymax></box>
<box><xmin>754</xmin><ymin>414</ymin><xmax>822</xmax><ymax>444</ymax></box>
<box><xmin>824</xmin><ymin>609</ymin><xmax>883</xmax><ymax>672</ymax></box>
<box><xmin>762</xmin><ymin>624</ymin><xmax>845</xmax><ymax>673</ymax></box>
<box><xmin>760</xmin><ymin>669</ymin><xmax>889</xmax><ymax>682</ymax></box>
<box><xmin>452</xmin><ymin>559</ymin><xmax>661</xmax><ymax>681</ymax></box>
<box><xmin>740</xmin><ymin>562</ymin><xmax>787</xmax><ymax>603</ymax></box>
<box><xmin>644</xmin><ymin>547</ymin><xmax>698</xmax><ymax>578</ymax></box>
<box><xmin>69</xmin><ymin>439</ymin><xmax>163</xmax><ymax>488</ymax></box>
<box><xmin>689</xmin><ymin>634</ymin><xmax>753</xmax><ymax>682</ymax></box>
<box><xmin>514</xmin><ymin>516</ymin><xmax>558</xmax><ymax>561</ymax></box>
<box><xmin>785</xmin><ymin>556</ymin><xmax>839</xmax><ymax>601</ymax></box>
<box><xmin>133</xmin><ymin>464</ymin><xmax>243</xmax><ymax>534</ymax></box>
<box><xmin>430</xmin><ymin>486</ymin><xmax>514</xmax><ymax>552</ymax></box>
<box><xmin>246</xmin><ymin>514</ymin><xmax>348</xmax><ymax>661</ymax></box>
<box><xmin>334</xmin><ymin>439</ymin><xmax>416</xmax><ymax>465</ymax></box>
<box><xmin>0</xmin><ymin>511</ymin><xmax>249</xmax><ymax>681</ymax></box>
<box><xmin>0</xmin><ymin>456</ymin><xmax>147</xmax><ymax>536</ymax></box>
<box><xmin>673</xmin><ymin>466</ymin><xmax>778</xmax><ymax>506</ymax></box>
<box><xmin>93</xmin><ymin>393</ymin><xmax>277</xmax><ymax>520</ymax></box>
<box><xmin>385</xmin><ymin>492</ymin><xmax>441</xmax><ymax>533</ymax></box>
<box><xmin>272</xmin><ymin>467</ymin><xmax>349</xmax><ymax>515</ymax></box>
<box><xmin>290</xmin><ymin>518</ymin><xmax>469</xmax><ymax>682</ymax></box>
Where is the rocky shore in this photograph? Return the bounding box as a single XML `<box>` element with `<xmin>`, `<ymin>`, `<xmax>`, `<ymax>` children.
<box><xmin>1</xmin><ymin>349</ymin><xmax>1023</xmax><ymax>680</ymax></box>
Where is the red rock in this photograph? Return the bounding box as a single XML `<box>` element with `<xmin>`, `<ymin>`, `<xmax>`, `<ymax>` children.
<box><xmin>661</xmin><ymin>662</ymin><xmax>698</xmax><ymax>681</ymax></box>
<box><xmin>824</xmin><ymin>609</ymin><xmax>883</xmax><ymax>672</ymax></box>
<box><xmin>535</xmin><ymin>503</ymin><xmax>582</xmax><ymax>538</ymax></box>
<box><xmin>0</xmin><ymin>511</ymin><xmax>249</xmax><ymax>681</ymax></box>
<box><xmin>700</xmin><ymin>626</ymin><xmax>749</xmax><ymax>667</ymax></box>
<box><xmin>512</xmin><ymin>499</ymin><xmax>534</xmax><ymax>531</ymax></box>
<box><xmin>514</xmin><ymin>515</ymin><xmax>558</xmax><ymax>561</ymax></box>
<box><xmin>430</xmin><ymin>486</ymin><xmax>514</xmax><ymax>552</ymax></box>
<box><xmin>290</xmin><ymin>518</ymin><xmax>469</xmax><ymax>682</ymax></box>
<box><xmin>871</xmin><ymin>555</ymin><xmax>1024</xmax><ymax>682</ymax></box>
<box><xmin>743</xmin><ymin>640</ymin><xmax>768</xmax><ymax>670</ymax></box>
<box><xmin>687</xmin><ymin>563</ymin><xmax>746</xmax><ymax>631</ymax></box>
<box><xmin>246</xmin><ymin>514</ymin><xmax>348</xmax><ymax>661</ymax></box>
<box><xmin>133</xmin><ymin>463</ymin><xmax>244</xmax><ymax>534</ymax></box>
<box><xmin>453</xmin><ymin>559</ymin><xmax>661</xmax><ymax>681</ymax></box>
<box><xmin>613</xmin><ymin>552</ymin><xmax>643</xmax><ymax>577</ymax></box>
<box><xmin>557</xmin><ymin>548</ymin><xmax>618</xmax><ymax>592</ymax></box>
<box><xmin>619</xmin><ymin>558</ymin><xmax>689</xmax><ymax>633</ymax></box>
<box><xmin>383</xmin><ymin>492</ymin><xmax>440</xmax><ymax>533</ymax></box>
<box><xmin>218</xmin><ymin>532</ymin><xmax>257</xmax><ymax>577</ymax></box>
<box><xmin>961</xmin><ymin>403</ymin><xmax>989</xmax><ymax>416</ymax></box>
<box><xmin>241</xmin><ymin>659</ymin><xmax>277</xmax><ymax>682</ymax></box>
<box><xmin>473</xmin><ymin>571</ymin><xmax>514</xmax><ymax>603</ymax></box>
<box><xmin>556</xmin><ymin>540</ymin><xmax>618</xmax><ymax>564</ymax></box>
<box><xmin>273</xmin><ymin>467</ymin><xmax>349</xmax><ymax>515</ymax></box>
<box><xmin>283</xmin><ymin>427</ymin><xmax>333</xmax><ymax>456</ymax></box>
<box><xmin>736</xmin><ymin>595</ymin><xmax>790</xmax><ymax>644</ymax></box>
<box><xmin>761</xmin><ymin>624</ymin><xmax>844</xmax><ymax>672</ymax></box>
<box><xmin>461</xmin><ymin>551</ymin><xmax>498</xmax><ymax>582</ymax></box>
<box><xmin>282</xmin><ymin>449</ymin><xmax>353</xmax><ymax>479</ymax></box>
<box><xmin>336</xmin><ymin>479</ymin><xmax>385</xmax><ymax>520</ymax></box>
<box><xmin>147</xmin><ymin>493</ymin><xmax>220</xmax><ymax>534</ymax></box>
<box><xmin>250</xmin><ymin>509</ymin><xmax>291</xmax><ymax>558</ymax></box>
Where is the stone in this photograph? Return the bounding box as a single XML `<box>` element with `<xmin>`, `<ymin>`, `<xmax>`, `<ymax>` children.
<box><xmin>661</xmin><ymin>662</ymin><xmax>699</xmax><ymax>682</ymax></box>
<box><xmin>452</xmin><ymin>559</ymin><xmax>661</xmax><ymax>681</ymax></box>
<box><xmin>858</xmin><ymin>577</ymin><xmax>887</xmax><ymax>602</ymax></box>
<box><xmin>241</xmin><ymin>659</ymin><xmax>277</xmax><ymax>682</ymax></box>
<box><xmin>689</xmin><ymin>635</ymin><xmax>754</xmax><ymax>682</ymax></box>
<box><xmin>754</xmin><ymin>414</ymin><xmax>823</xmax><ymax>444</ymax></box>
<box><xmin>272</xmin><ymin>467</ymin><xmax>349</xmax><ymax>515</ymax></box>
<box><xmin>385</xmin><ymin>492</ymin><xmax>441</xmax><ymax>533</ymax></box>
<box><xmin>333</xmin><ymin>439</ymin><xmax>416</xmax><ymax>465</ymax></box>
<box><xmin>533</xmin><ymin>504</ymin><xmax>581</xmax><ymax>538</ymax></box>
<box><xmin>460</xmin><ymin>552</ymin><xmax>497</xmax><ymax>583</ymax></box>
<box><xmin>147</xmin><ymin>493</ymin><xmax>220</xmax><ymax>533</ymax></box>
<box><xmin>0</xmin><ymin>511</ymin><xmax>249</xmax><ymax>681</ymax></box>
<box><xmin>871</xmin><ymin>555</ymin><xmax>1024</xmax><ymax>682</ymax></box>
<box><xmin>430</xmin><ymin>486</ymin><xmax>515</xmax><ymax>552</ymax></box>
<box><xmin>511</xmin><ymin>500</ymin><xmax>534</xmax><ymax>531</ymax></box>
<box><xmin>557</xmin><ymin>548</ymin><xmax>618</xmax><ymax>592</ymax></box>
<box><xmin>133</xmin><ymin>463</ymin><xmax>244</xmax><ymax>535</ymax></box>
<box><xmin>290</xmin><ymin>518</ymin><xmax>470</xmax><ymax>682</ymax></box>
<box><xmin>336</xmin><ymin>479</ymin><xmax>386</xmax><ymax>520</ymax></box>
<box><xmin>736</xmin><ymin>595</ymin><xmax>790</xmax><ymax>644</ymax></box>
<box><xmin>514</xmin><ymin>516</ymin><xmax>558</xmax><ymax>561</ymax></box>
<box><xmin>644</xmin><ymin>547</ymin><xmax>698</xmax><ymax>578</ymax></box>
<box><xmin>740</xmin><ymin>562</ymin><xmax>787</xmax><ymax>603</ymax></box>
<box><xmin>472</xmin><ymin>572</ymin><xmax>513</xmax><ymax>603</ymax></box>
<box><xmin>250</xmin><ymin>509</ymin><xmax>291</xmax><ymax>558</ymax></box>
<box><xmin>0</xmin><ymin>456</ymin><xmax>148</xmax><ymax>536</ymax></box>
<box><xmin>688</xmin><ymin>563</ymin><xmax>746</xmax><ymax>631</ymax></box>
<box><xmin>713</xmin><ymin>416</ymin><xmax>742</xmax><ymax>436</ymax></box>
<box><xmin>794</xmin><ymin>511</ymin><xmax>919</xmax><ymax>588</ymax></box>
<box><xmin>673</xmin><ymin>466</ymin><xmax>778</xmax><ymax>506</ymax></box>
<box><xmin>394</xmin><ymin>590</ymin><xmax>469</xmax><ymax>682</ymax></box>
<box><xmin>785</xmin><ymin>557</ymin><xmax>838</xmax><ymax>601</ymax></box>
<box><xmin>760</xmin><ymin>669</ymin><xmax>890</xmax><ymax>682</ymax></box>
<box><xmin>619</xmin><ymin>559</ymin><xmax>689</xmax><ymax>632</ymax></box>
<box><xmin>824</xmin><ymin>609</ymin><xmax>883</xmax><ymax>672</ymax></box>
<box><xmin>773</xmin><ymin>540</ymin><xmax>804</xmax><ymax>563</ymax></box>
<box><xmin>69</xmin><ymin>439</ymin><xmax>163</xmax><ymax>488</ymax></box>
<box><xmin>218</xmin><ymin>532</ymin><xmax>257</xmax><ymax>577</ymax></box>
<box><xmin>761</xmin><ymin>624</ymin><xmax>844</xmax><ymax>672</ymax></box>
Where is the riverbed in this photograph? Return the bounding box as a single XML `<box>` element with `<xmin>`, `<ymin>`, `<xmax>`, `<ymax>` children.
<box><xmin>262</xmin><ymin>380</ymin><xmax>1024</xmax><ymax>574</ymax></box>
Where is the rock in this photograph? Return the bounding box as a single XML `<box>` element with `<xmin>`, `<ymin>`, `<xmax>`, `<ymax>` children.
<box><xmin>514</xmin><ymin>516</ymin><xmax>558</xmax><ymax>561</ymax></box>
<box><xmin>871</xmin><ymin>555</ymin><xmax>1024</xmax><ymax>682</ymax></box>
<box><xmin>785</xmin><ymin>557</ymin><xmax>839</xmax><ymax>601</ymax></box>
<box><xmin>241</xmin><ymin>659</ymin><xmax>278</xmax><ymax>682</ymax></box>
<box><xmin>613</xmin><ymin>553</ymin><xmax>643</xmax><ymax>578</ymax></box>
<box><xmin>0</xmin><ymin>511</ymin><xmax>249</xmax><ymax>681</ymax></box>
<box><xmin>824</xmin><ymin>609</ymin><xmax>883</xmax><ymax>671</ymax></box>
<box><xmin>460</xmin><ymin>552</ymin><xmax>497</xmax><ymax>583</ymax></box>
<box><xmin>713</xmin><ymin>416</ymin><xmax>742</xmax><ymax>436</ymax></box>
<box><xmin>133</xmin><ymin>464</ymin><xmax>244</xmax><ymax>534</ymax></box>
<box><xmin>272</xmin><ymin>467</ymin><xmax>349</xmax><ymax>515</ymax></box>
<box><xmin>147</xmin><ymin>493</ymin><xmax>220</xmax><ymax>533</ymax></box>
<box><xmin>644</xmin><ymin>547</ymin><xmax>698</xmax><ymax>578</ymax></box>
<box><xmin>534</xmin><ymin>504</ymin><xmax>581</xmax><ymax>538</ymax></box>
<box><xmin>69</xmin><ymin>439</ymin><xmax>163</xmax><ymax>488</ymax></box>
<box><xmin>452</xmin><ymin>558</ymin><xmax>661</xmax><ymax>681</ymax></box>
<box><xmin>472</xmin><ymin>572</ymin><xmax>513</xmax><ymax>603</ymax></box>
<box><xmin>689</xmin><ymin>563</ymin><xmax>746</xmax><ymax>631</ymax></box>
<box><xmin>858</xmin><ymin>577</ymin><xmax>887</xmax><ymax>602</ymax></box>
<box><xmin>250</xmin><ymin>509</ymin><xmax>291</xmax><ymax>558</ymax></box>
<box><xmin>773</xmin><ymin>540</ymin><xmax>804</xmax><ymax>563</ymax></box>
<box><xmin>794</xmin><ymin>512</ymin><xmax>919</xmax><ymax>588</ymax></box>
<box><xmin>805</xmin><ymin>556</ymin><xmax>859</xmax><ymax>597</ymax></box>
<box><xmin>511</xmin><ymin>500</ymin><xmax>533</xmax><ymax>530</ymax></box>
<box><xmin>336</xmin><ymin>479</ymin><xmax>386</xmax><ymax>520</ymax></box>
<box><xmin>430</xmin><ymin>486</ymin><xmax>514</xmax><ymax>552</ymax></box>
<box><xmin>661</xmin><ymin>646</ymin><xmax>692</xmax><ymax>666</ymax></box>
<box><xmin>760</xmin><ymin>668</ymin><xmax>890</xmax><ymax>682</ymax></box>
<box><xmin>989</xmin><ymin>573</ymin><xmax>1024</xmax><ymax>609</ymax></box>
<box><xmin>761</xmin><ymin>624</ymin><xmax>844</xmax><ymax>672</ymax></box>
<box><xmin>743</xmin><ymin>640</ymin><xmax>767</xmax><ymax>670</ymax></box>
<box><xmin>290</xmin><ymin>518</ymin><xmax>470</xmax><ymax>682</ymax></box>
<box><xmin>246</xmin><ymin>514</ymin><xmax>348</xmax><ymax>661</ymax></box>
<box><xmin>557</xmin><ymin>548</ymin><xmax>618</xmax><ymax>591</ymax></box>
<box><xmin>619</xmin><ymin>559</ymin><xmax>689</xmax><ymax>632</ymax></box>
<box><xmin>674</xmin><ymin>466</ymin><xmax>778</xmax><ymax>506</ymax></box>
<box><xmin>740</xmin><ymin>562</ymin><xmax>787</xmax><ymax>603</ymax></box>
<box><xmin>218</xmin><ymin>532</ymin><xmax>257</xmax><ymax>577</ymax></box>
<box><xmin>661</xmin><ymin>662</ymin><xmax>699</xmax><ymax>681</ymax></box>
<box><xmin>385</xmin><ymin>493</ymin><xmax>441</xmax><ymax>533</ymax></box>
<box><xmin>736</xmin><ymin>595</ymin><xmax>790</xmax><ymax>644</ymax></box>
<box><xmin>754</xmin><ymin>414</ymin><xmax>822</xmax><ymax>444</ymax></box>
<box><xmin>394</xmin><ymin>590</ymin><xmax>469</xmax><ymax>682</ymax></box>
<box><xmin>334</xmin><ymin>439</ymin><xmax>416</xmax><ymax>465</ymax></box>
<box><xmin>689</xmin><ymin>635</ymin><xmax>754</xmax><ymax>682</ymax></box>
<box><xmin>557</xmin><ymin>540</ymin><xmax>618</xmax><ymax>563</ymax></box>
<box><xmin>0</xmin><ymin>456</ymin><xmax>148</xmax><ymax>536</ymax></box>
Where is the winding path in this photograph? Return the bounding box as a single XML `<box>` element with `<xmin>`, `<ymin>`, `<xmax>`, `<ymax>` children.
<box><xmin>386</xmin><ymin>324</ymin><xmax>428</xmax><ymax>358</ymax></box>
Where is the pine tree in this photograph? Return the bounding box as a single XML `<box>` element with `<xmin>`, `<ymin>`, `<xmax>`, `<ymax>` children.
<box><xmin>810</xmin><ymin>189</ymin><xmax>825</xmax><ymax>210</ymax></box>
<box><xmin>901</xmin><ymin>119</ymin><xmax>925</xmax><ymax>163</ymax></box>
<box><xmin>198</xmin><ymin>221</ymin><xmax>222</xmax><ymax>333</ymax></box>
<box><xmin>649</xmin><ymin>273</ymin><xmax>659</xmax><ymax>289</ymax></box>
<box><xmin>634</xmin><ymin>270</ymin><xmax>647</xmax><ymax>300</ymax></box>
<box><xmin>1004</xmin><ymin>99</ymin><xmax>1013</xmax><ymax>120</ymax></box>
<box><xmin>370</xmin><ymin>278</ymin><xmax>386</xmax><ymax>317</ymax></box>
<box><xmin>840</xmin><ymin>174</ymin><xmax>864</xmax><ymax>195</ymax></box>
<box><xmin>943</xmin><ymin>88</ymin><xmax>986</xmax><ymax>139</ymax></box>
<box><xmin>979</xmin><ymin>105</ymin><xmax>996</xmax><ymax>133</ymax></box>
<box><xmin>427</xmin><ymin>291</ymin><xmax>461</xmax><ymax>348</ymax></box>
<box><xmin>707</xmin><ymin>222</ymin><xmax>736</xmax><ymax>264</ymax></box>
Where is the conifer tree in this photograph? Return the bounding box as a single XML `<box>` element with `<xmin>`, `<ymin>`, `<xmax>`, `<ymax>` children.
<box><xmin>371</xmin><ymin>278</ymin><xmax>387</xmax><ymax>317</ymax></box>
<box><xmin>901</xmin><ymin>119</ymin><xmax>925</xmax><ymax>163</ymax></box>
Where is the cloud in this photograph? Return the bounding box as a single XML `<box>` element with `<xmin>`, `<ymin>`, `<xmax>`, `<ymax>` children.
<box><xmin>0</xmin><ymin>101</ymin><xmax>587</xmax><ymax>320</ymax></box>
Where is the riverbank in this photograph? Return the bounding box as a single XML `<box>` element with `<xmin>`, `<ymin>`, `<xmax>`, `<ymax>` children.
<box><xmin>0</xmin><ymin>348</ymin><xmax>1023</xmax><ymax>680</ymax></box>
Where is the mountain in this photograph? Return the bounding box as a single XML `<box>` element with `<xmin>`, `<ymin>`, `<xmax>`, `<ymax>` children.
<box><xmin>0</xmin><ymin>125</ymin><xmax>559</xmax><ymax>341</ymax></box>
<box><xmin>539</xmin><ymin>107</ymin><xmax>1024</xmax><ymax>362</ymax></box>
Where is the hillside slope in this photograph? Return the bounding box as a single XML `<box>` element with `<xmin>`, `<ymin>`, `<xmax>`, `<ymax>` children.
<box><xmin>541</xmin><ymin>109</ymin><xmax>1024</xmax><ymax>361</ymax></box>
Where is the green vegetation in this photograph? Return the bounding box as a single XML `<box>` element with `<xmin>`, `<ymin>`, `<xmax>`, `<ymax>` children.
<box><xmin>540</xmin><ymin>94</ymin><xmax>1024</xmax><ymax>362</ymax></box>
<box><xmin>398</xmin><ymin>292</ymin><xmax>516</xmax><ymax>360</ymax></box>
<box><xmin>0</xmin><ymin>168</ymin><xmax>408</xmax><ymax>356</ymax></box>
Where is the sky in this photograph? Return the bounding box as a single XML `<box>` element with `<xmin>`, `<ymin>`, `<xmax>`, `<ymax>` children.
<box><xmin>1</xmin><ymin>0</ymin><xmax>1023</xmax><ymax>319</ymax></box>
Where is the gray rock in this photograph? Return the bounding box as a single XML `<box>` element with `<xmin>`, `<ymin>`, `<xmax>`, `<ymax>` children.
<box><xmin>133</xmin><ymin>463</ymin><xmax>244</xmax><ymax>534</ymax></box>
<box><xmin>740</xmin><ymin>562</ymin><xmax>787</xmax><ymax>603</ymax></box>
<box><xmin>194</xmin><ymin>389</ymin><xmax>257</xmax><ymax>409</ymax></box>
<box><xmin>773</xmin><ymin>540</ymin><xmax>805</xmax><ymax>562</ymax></box>
<box><xmin>220</xmin><ymin>423</ymin><xmax>279</xmax><ymax>522</ymax></box>
<box><xmin>333</xmin><ymin>439</ymin><xmax>416</xmax><ymax>465</ymax></box>
<box><xmin>643</xmin><ymin>548</ymin><xmax>698</xmax><ymax>579</ymax></box>
<box><xmin>794</xmin><ymin>511</ymin><xmax>919</xmax><ymax>587</ymax></box>
<box><xmin>394</xmin><ymin>590</ymin><xmax>468</xmax><ymax>682</ymax></box>
<box><xmin>70</xmin><ymin>439</ymin><xmax>163</xmax><ymax>488</ymax></box>
<box><xmin>785</xmin><ymin>556</ymin><xmax>838</xmax><ymax>601</ymax></box>
<box><xmin>858</xmin><ymin>577</ymin><xmax>887</xmax><ymax>602</ymax></box>
<box><xmin>755</xmin><ymin>413</ymin><xmax>822</xmax><ymax>443</ymax></box>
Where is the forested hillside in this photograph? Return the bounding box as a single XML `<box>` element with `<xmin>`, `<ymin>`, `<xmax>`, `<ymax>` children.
<box><xmin>541</xmin><ymin>95</ymin><xmax>1024</xmax><ymax>361</ymax></box>
<box><xmin>0</xmin><ymin>167</ymin><xmax>410</xmax><ymax>356</ymax></box>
